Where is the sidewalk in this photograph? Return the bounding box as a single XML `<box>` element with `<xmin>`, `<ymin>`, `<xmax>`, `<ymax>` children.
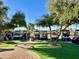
<box><xmin>0</xmin><ymin>41</ymin><xmax>40</xmax><ymax>59</ymax></box>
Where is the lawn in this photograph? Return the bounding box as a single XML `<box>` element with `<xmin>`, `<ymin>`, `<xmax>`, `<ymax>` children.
<box><xmin>0</xmin><ymin>40</ymin><xmax>22</xmax><ymax>48</ymax></box>
<box><xmin>30</xmin><ymin>40</ymin><xmax>79</xmax><ymax>59</ymax></box>
<box><xmin>0</xmin><ymin>44</ymin><xmax>12</xmax><ymax>48</ymax></box>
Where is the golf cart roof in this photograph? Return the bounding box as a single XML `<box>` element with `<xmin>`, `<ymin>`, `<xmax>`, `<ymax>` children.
<box><xmin>14</xmin><ymin>27</ymin><xmax>27</xmax><ymax>31</ymax></box>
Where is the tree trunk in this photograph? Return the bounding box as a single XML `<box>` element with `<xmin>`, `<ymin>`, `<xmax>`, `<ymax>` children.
<box><xmin>39</xmin><ymin>26</ymin><xmax>41</xmax><ymax>40</ymax></box>
<box><xmin>58</xmin><ymin>25</ymin><xmax>62</xmax><ymax>40</ymax></box>
<box><xmin>49</xmin><ymin>26</ymin><xmax>59</xmax><ymax>46</ymax></box>
<box><xmin>58</xmin><ymin>25</ymin><xmax>70</xmax><ymax>40</ymax></box>
<box><xmin>48</xmin><ymin>26</ymin><xmax>52</xmax><ymax>43</ymax></box>
<box><xmin>63</xmin><ymin>25</ymin><xmax>70</xmax><ymax>30</ymax></box>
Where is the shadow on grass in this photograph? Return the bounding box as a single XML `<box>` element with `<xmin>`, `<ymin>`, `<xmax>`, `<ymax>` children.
<box><xmin>4</xmin><ymin>40</ymin><xmax>21</xmax><ymax>44</ymax></box>
<box><xmin>30</xmin><ymin>43</ymin><xmax>79</xmax><ymax>59</ymax></box>
<box><xmin>5</xmin><ymin>41</ymin><xmax>17</xmax><ymax>44</ymax></box>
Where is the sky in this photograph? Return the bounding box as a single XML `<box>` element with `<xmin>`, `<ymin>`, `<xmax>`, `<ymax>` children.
<box><xmin>4</xmin><ymin>0</ymin><xmax>49</xmax><ymax>23</ymax></box>
<box><xmin>3</xmin><ymin>0</ymin><xmax>79</xmax><ymax>30</ymax></box>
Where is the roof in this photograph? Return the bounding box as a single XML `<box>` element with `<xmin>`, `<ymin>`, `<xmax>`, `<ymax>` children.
<box><xmin>14</xmin><ymin>27</ymin><xmax>27</xmax><ymax>31</ymax></box>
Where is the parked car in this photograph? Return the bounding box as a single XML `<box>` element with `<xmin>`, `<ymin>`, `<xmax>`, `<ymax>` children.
<box><xmin>13</xmin><ymin>27</ymin><xmax>27</xmax><ymax>40</ymax></box>
<box><xmin>4</xmin><ymin>31</ymin><xmax>13</xmax><ymax>40</ymax></box>
<box><xmin>35</xmin><ymin>34</ymin><xmax>40</xmax><ymax>39</ymax></box>
<box><xmin>62</xmin><ymin>31</ymin><xmax>71</xmax><ymax>41</ymax></box>
<box><xmin>13</xmin><ymin>31</ymin><xmax>22</xmax><ymax>39</ymax></box>
<box><xmin>71</xmin><ymin>30</ymin><xmax>79</xmax><ymax>44</ymax></box>
<box><xmin>6</xmin><ymin>33</ymin><xmax>13</xmax><ymax>40</ymax></box>
<box><xmin>72</xmin><ymin>36</ymin><xmax>79</xmax><ymax>44</ymax></box>
<box><xmin>0</xmin><ymin>32</ymin><xmax>4</xmax><ymax>41</ymax></box>
<box><xmin>40</xmin><ymin>34</ymin><xmax>48</xmax><ymax>40</ymax></box>
<box><xmin>51</xmin><ymin>32</ymin><xmax>58</xmax><ymax>41</ymax></box>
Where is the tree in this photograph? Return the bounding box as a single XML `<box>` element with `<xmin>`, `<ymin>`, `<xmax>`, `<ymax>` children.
<box><xmin>11</xmin><ymin>11</ymin><xmax>26</xmax><ymax>28</ymax></box>
<box><xmin>49</xmin><ymin>0</ymin><xmax>79</xmax><ymax>27</ymax></box>
<box><xmin>27</xmin><ymin>23</ymin><xmax>35</xmax><ymax>31</ymax></box>
<box><xmin>0</xmin><ymin>0</ymin><xmax>9</xmax><ymax>42</ymax></box>
<box><xmin>5</xmin><ymin>23</ymin><xmax>14</xmax><ymax>29</ymax></box>
<box><xmin>0</xmin><ymin>0</ymin><xmax>9</xmax><ymax>30</ymax></box>
<box><xmin>36</xmin><ymin>14</ymin><xmax>58</xmax><ymax>45</ymax></box>
<box><xmin>27</xmin><ymin>23</ymin><xmax>35</xmax><ymax>41</ymax></box>
<box><xmin>48</xmin><ymin>0</ymin><xmax>79</xmax><ymax>38</ymax></box>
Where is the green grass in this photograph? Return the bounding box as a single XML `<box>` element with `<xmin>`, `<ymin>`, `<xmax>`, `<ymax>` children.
<box><xmin>0</xmin><ymin>44</ymin><xmax>12</xmax><ymax>48</ymax></box>
<box><xmin>4</xmin><ymin>40</ymin><xmax>22</xmax><ymax>44</ymax></box>
<box><xmin>30</xmin><ymin>41</ymin><xmax>79</xmax><ymax>59</ymax></box>
<box><xmin>0</xmin><ymin>40</ymin><xmax>22</xmax><ymax>48</ymax></box>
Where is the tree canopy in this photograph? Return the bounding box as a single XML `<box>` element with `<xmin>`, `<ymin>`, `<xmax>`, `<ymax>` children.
<box><xmin>48</xmin><ymin>0</ymin><xmax>79</xmax><ymax>28</ymax></box>
<box><xmin>36</xmin><ymin>14</ymin><xmax>58</xmax><ymax>27</ymax></box>
<box><xmin>0</xmin><ymin>0</ymin><xmax>9</xmax><ymax>30</ymax></box>
<box><xmin>27</xmin><ymin>23</ymin><xmax>35</xmax><ymax>31</ymax></box>
<box><xmin>11</xmin><ymin>11</ymin><xmax>26</xmax><ymax>27</ymax></box>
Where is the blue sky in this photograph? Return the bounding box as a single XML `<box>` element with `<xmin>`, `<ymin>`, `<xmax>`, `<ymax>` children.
<box><xmin>3</xmin><ymin>0</ymin><xmax>79</xmax><ymax>30</ymax></box>
<box><xmin>4</xmin><ymin>0</ymin><xmax>49</xmax><ymax>23</ymax></box>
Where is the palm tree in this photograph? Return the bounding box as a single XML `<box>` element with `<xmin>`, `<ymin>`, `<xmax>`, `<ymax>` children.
<box><xmin>27</xmin><ymin>23</ymin><xmax>35</xmax><ymax>31</ymax></box>
<box><xmin>27</xmin><ymin>23</ymin><xmax>35</xmax><ymax>41</ymax></box>
<box><xmin>36</xmin><ymin>21</ymin><xmax>42</xmax><ymax>39</ymax></box>
<box><xmin>37</xmin><ymin>14</ymin><xmax>58</xmax><ymax>45</ymax></box>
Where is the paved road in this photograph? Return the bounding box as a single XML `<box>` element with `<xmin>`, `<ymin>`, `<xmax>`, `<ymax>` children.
<box><xmin>0</xmin><ymin>43</ymin><xmax>40</xmax><ymax>59</ymax></box>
